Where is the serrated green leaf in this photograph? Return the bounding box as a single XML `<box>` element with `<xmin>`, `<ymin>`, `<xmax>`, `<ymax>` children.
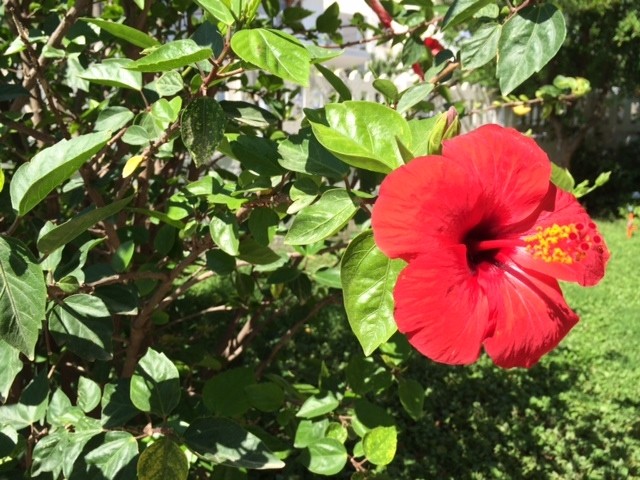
<box><xmin>49</xmin><ymin>294</ymin><xmax>113</xmax><ymax>361</ymax></box>
<box><xmin>231</xmin><ymin>29</ymin><xmax>311</xmax><ymax>86</ymax></box>
<box><xmin>86</xmin><ymin>431</ymin><xmax>139</xmax><ymax>478</ymax></box>
<box><xmin>341</xmin><ymin>231</ymin><xmax>405</xmax><ymax>356</ymax></box>
<box><xmin>363</xmin><ymin>426</ymin><xmax>397</xmax><ymax>466</ymax></box>
<box><xmin>296</xmin><ymin>392</ymin><xmax>339</xmax><ymax>419</ymax></box>
<box><xmin>497</xmin><ymin>4</ymin><xmax>566</xmax><ymax>95</ymax></box>
<box><xmin>397</xmin><ymin>378</ymin><xmax>424</xmax><ymax>420</ymax></box>
<box><xmin>184</xmin><ymin>417</ymin><xmax>285</xmax><ymax>469</ymax></box>
<box><xmin>10</xmin><ymin>131</ymin><xmax>110</xmax><ymax>216</ymax></box>
<box><xmin>127</xmin><ymin>39</ymin><xmax>213</xmax><ymax>72</ymax></box>
<box><xmin>131</xmin><ymin>348</ymin><xmax>180</xmax><ymax>417</ymax></box>
<box><xmin>155</xmin><ymin>71</ymin><xmax>184</xmax><ymax>97</ymax></box>
<box><xmin>79</xmin><ymin>58</ymin><xmax>142</xmax><ymax>90</ymax></box>
<box><xmin>82</xmin><ymin>18</ymin><xmax>160</xmax><ymax>48</ymax></box>
<box><xmin>299</xmin><ymin>438</ymin><xmax>347</xmax><ymax>476</ymax></box>
<box><xmin>0</xmin><ymin>237</ymin><xmax>46</xmax><ymax>358</ymax></box>
<box><xmin>307</xmin><ymin>101</ymin><xmax>410</xmax><ymax>173</ymax></box>
<box><xmin>461</xmin><ymin>22</ymin><xmax>501</xmax><ymax>70</ymax></box>
<box><xmin>77</xmin><ymin>376</ymin><xmax>102</xmax><ymax>413</ymax></box>
<box><xmin>37</xmin><ymin>196</ymin><xmax>133</xmax><ymax>254</ymax></box>
<box><xmin>181</xmin><ymin>97</ymin><xmax>227</xmax><ymax>167</ymax></box>
<box><xmin>137</xmin><ymin>437</ymin><xmax>188</xmax><ymax>480</ymax></box>
<box><xmin>285</xmin><ymin>189</ymin><xmax>358</xmax><ymax>246</ymax></box>
<box><xmin>442</xmin><ymin>0</ymin><xmax>493</xmax><ymax>30</ymax></box>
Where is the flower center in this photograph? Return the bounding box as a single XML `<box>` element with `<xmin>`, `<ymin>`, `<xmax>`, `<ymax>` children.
<box><xmin>523</xmin><ymin>222</ymin><xmax>602</xmax><ymax>264</ymax></box>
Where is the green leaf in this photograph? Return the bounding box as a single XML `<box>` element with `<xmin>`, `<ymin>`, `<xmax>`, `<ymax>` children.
<box><xmin>551</xmin><ymin>162</ymin><xmax>575</xmax><ymax>192</ymax></box>
<box><xmin>37</xmin><ymin>196</ymin><xmax>133</xmax><ymax>254</ymax></box>
<box><xmin>81</xmin><ymin>18</ymin><xmax>160</xmax><ymax>48</ymax></box>
<box><xmin>181</xmin><ymin>97</ymin><xmax>227</xmax><ymax>167</ymax></box>
<box><xmin>95</xmin><ymin>106</ymin><xmax>135</xmax><ymax>132</ymax></box>
<box><xmin>112</xmin><ymin>240</ymin><xmax>135</xmax><ymax>273</ymax></box>
<box><xmin>49</xmin><ymin>294</ymin><xmax>113</xmax><ymax>361</ymax></box>
<box><xmin>127</xmin><ymin>39</ymin><xmax>213</xmax><ymax>72</ymax></box>
<box><xmin>397</xmin><ymin>378</ymin><xmax>424</xmax><ymax>420</ymax></box>
<box><xmin>372</xmin><ymin>79</ymin><xmax>399</xmax><ymax>103</ymax></box>
<box><xmin>221</xmin><ymin>134</ymin><xmax>285</xmax><ymax>176</ymax></box>
<box><xmin>341</xmin><ymin>231</ymin><xmax>405</xmax><ymax>356</ymax></box>
<box><xmin>396</xmin><ymin>83</ymin><xmax>435</xmax><ymax>114</ymax></box>
<box><xmin>101</xmin><ymin>380</ymin><xmax>138</xmax><ymax>428</ymax></box>
<box><xmin>294</xmin><ymin>419</ymin><xmax>329</xmax><ymax>448</ymax></box>
<box><xmin>461</xmin><ymin>22</ymin><xmax>501</xmax><ymax>70</ymax></box>
<box><xmin>316</xmin><ymin>1</ymin><xmax>340</xmax><ymax>33</ymax></box>
<box><xmin>351</xmin><ymin>399</ymin><xmax>394</xmax><ymax>437</ymax></box>
<box><xmin>195</xmin><ymin>0</ymin><xmax>236</xmax><ymax>25</ymax></box>
<box><xmin>363</xmin><ymin>426</ymin><xmax>397</xmax><ymax>466</ymax></box>
<box><xmin>0</xmin><ymin>340</ymin><xmax>22</xmax><ymax>402</ymax></box>
<box><xmin>307</xmin><ymin>101</ymin><xmax>410</xmax><ymax>173</ymax></box>
<box><xmin>442</xmin><ymin>0</ymin><xmax>493</xmax><ymax>30</ymax></box>
<box><xmin>220</xmin><ymin>100</ymin><xmax>278</xmax><ymax>128</ymax></box>
<box><xmin>10</xmin><ymin>131</ymin><xmax>111</xmax><ymax>216</ymax></box>
<box><xmin>86</xmin><ymin>431</ymin><xmax>139</xmax><ymax>478</ymax></box>
<box><xmin>245</xmin><ymin>382</ymin><xmax>285</xmax><ymax>413</ymax></box>
<box><xmin>203</xmin><ymin>367</ymin><xmax>255</xmax><ymax>416</ymax></box>
<box><xmin>184</xmin><ymin>417</ymin><xmax>285</xmax><ymax>469</ymax></box>
<box><xmin>315</xmin><ymin>63</ymin><xmax>351</xmax><ymax>101</ymax></box>
<box><xmin>0</xmin><ymin>370</ymin><xmax>48</xmax><ymax>429</ymax></box>
<box><xmin>497</xmin><ymin>4</ymin><xmax>566</xmax><ymax>95</ymax></box>
<box><xmin>31</xmin><ymin>419</ymin><xmax>102</xmax><ymax>479</ymax></box>
<box><xmin>209</xmin><ymin>213</ymin><xmax>241</xmax><ymax>256</ymax></box>
<box><xmin>79</xmin><ymin>58</ymin><xmax>142</xmax><ymax>90</ymax></box>
<box><xmin>408</xmin><ymin>116</ymin><xmax>440</xmax><ymax>157</ymax></box>
<box><xmin>296</xmin><ymin>392</ymin><xmax>340</xmax><ymax>419</ymax></box>
<box><xmin>130</xmin><ymin>348</ymin><xmax>181</xmax><ymax>417</ymax></box>
<box><xmin>77</xmin><ymin>376</ymin><xmax>102</xmax><ymax>413</ymax></box>
<box><xmin>155</xmin><ymin>71</ymin><xmax>184</xmax><ymax>97</ymax></box>
<box><xmin>137</xmin><ymin>437</ymin><xmax>188</xmax><ymax>480</ymax></box>
<box><xmin>299</xmin><ymin>438</ymin><xmax>348</xmax><ymax>476</ymax></box>
<box><xmin>285</xmin><ymin>189</ymin><xmax>358</xmax><ymax>246</ymax></box>
<box><xmin>248</xmin><ymin>208</ymin><xmax>279</xmax><ymax>246</ymax></box>
<box><xmin>0</xmin><ymin>237</ymin><xmax>46</xmax><ymax>358</ymax></box>
<box><xmin>231</xmin><ymin>29</ymin><xmax>311</xmax><ymax>86</ymax></box>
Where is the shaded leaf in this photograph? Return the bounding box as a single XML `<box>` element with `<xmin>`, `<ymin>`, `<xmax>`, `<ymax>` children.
<box><xmin>130</xmin><ymin>348</ymin><xmax>180</xmax><ymax>417</ymax></box>
<box><xmin>86</xmin><ymin>431</ymin><xmax>139</xmax><ymax>478</ymax></box>
<box><xmin>137</xmin><ymin>437</ymin><xmax>188</xmax><ymax>480</ymax></box>
<box><xmin>184</xmin><ymin>417</ymin><xmax>285</xmax><ymax>469</ymax></box>
<box><xmin>0</xmin><ymin>237</ymin><xmax>46</xmax><ymax>358</ymax></box>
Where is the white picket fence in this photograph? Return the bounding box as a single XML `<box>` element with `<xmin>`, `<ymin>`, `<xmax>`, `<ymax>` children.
<box><xmin>224</xmin><ymin>68</ymin><xmax>640</xmax><ymax>148</ymax></box>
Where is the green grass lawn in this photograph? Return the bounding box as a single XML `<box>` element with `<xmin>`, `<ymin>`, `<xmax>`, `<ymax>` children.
<box><xmin>389</xmin><ymin>219</ymin><xmax>640</xmax><ymax>479</ymax></box>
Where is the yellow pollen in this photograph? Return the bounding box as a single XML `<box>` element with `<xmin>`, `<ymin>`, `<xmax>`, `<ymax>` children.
<box><xmin>524</xmin><ymin>223</ymin><xmax>595</xmax><ymax>264</ymax></box>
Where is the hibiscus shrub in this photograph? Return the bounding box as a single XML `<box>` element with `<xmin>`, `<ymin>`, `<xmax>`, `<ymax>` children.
<box><xmin>0</xmin><ymin>0</ymin><xmax>610</xmax><ymax>478</ymax></box>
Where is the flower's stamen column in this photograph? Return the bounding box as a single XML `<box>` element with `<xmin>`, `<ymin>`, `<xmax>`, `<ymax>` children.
<box><xmin>524</xmin><ymin>223</ymin><xmax>603</xmax><ymax>264</ymax></box>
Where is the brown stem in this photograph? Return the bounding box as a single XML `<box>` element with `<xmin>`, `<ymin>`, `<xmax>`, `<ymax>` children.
<box><xmin>120</xmin><ymin>236</ymin><xmax>213</xmax><ymax>377</ymax></box>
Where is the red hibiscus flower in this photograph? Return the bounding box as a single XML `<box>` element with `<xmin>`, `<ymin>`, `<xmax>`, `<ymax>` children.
<box><xmin>424</xmin><ymin>37</ymin><xmax>444</xmax><ymax>56</ymax></box>
<box><xmin>371</xmin><ymin>125</ymin><xmax>609</xmax><ymax>368</ymax></box>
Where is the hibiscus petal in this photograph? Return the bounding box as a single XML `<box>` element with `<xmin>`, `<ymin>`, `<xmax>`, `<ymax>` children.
<box><xmin>512</xmin><ymin>186</ymin><xmax>610</xmax><ymax>286</ymax></box>
<box><xmin>372</xmin><ymin>156</ymin><xmax>483</xmax><ymax>260</ymax></box>
<box><xmin>393</xmin><ymin>246</ymin><xmax>491</xmax><ymax>365</ymax></box>
<box><xmin>442</xmin><ymin>125</ymin><xmax>552</xmax><ymax>227</ymax></box>
<box><xmin>481</xmin><ymin>257</ymin><xmax>579</xmax><ymax>368</ymax></box>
